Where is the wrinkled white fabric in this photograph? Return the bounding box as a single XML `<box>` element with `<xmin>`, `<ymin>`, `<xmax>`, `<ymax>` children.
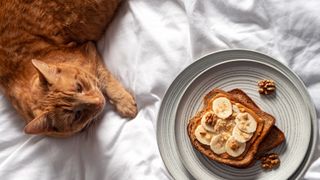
<box><xmin>0</xmin><ymin>0</ymin><xmax>319</xmax><ymax>179</ymax></box>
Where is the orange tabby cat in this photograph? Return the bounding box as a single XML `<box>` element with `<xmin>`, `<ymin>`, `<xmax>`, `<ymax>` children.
<box><xmin>0</xmin><ymin>0</ymin><xmax>137</xmax><ymax>137</ymax></box>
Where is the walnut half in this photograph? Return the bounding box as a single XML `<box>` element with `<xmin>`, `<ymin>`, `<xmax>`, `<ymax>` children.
<box><xmin>260</xmin><ymin>153</ymin><xmax>280</xmax><ymax>170</ymax></box>
<box><xmin>205</xmin><ymin>113</ymin><xmax>217</xmax><ymax>127</ymax></box>
<box><xmin>258</xmin><ymin>79</ymin><xmax>276</xmax><ymax>95</ymax></box>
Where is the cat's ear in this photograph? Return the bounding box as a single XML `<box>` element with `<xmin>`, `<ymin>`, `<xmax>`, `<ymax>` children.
<box><xmin>31</xmin><ymin>59</ymin><xmax>59</xmax><ymax>86</ymax></box>
<box><xmin>24</xmin><ymin>112</ymin><xmax>53</xmax><ymax>134</ymax></box>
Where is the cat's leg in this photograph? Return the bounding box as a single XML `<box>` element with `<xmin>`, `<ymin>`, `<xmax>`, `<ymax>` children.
<box><xmin>98</xmin><ymin>68</ymin><xmax>138</xmax><ymax>118</ymax></box>
<box><xmin>83</xmin><ymin>42</ymin><xmax>137</xmax><ymax>118</ymax></box>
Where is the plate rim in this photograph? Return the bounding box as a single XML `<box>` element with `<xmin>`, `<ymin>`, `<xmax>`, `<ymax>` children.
<box><xmin>156</xmin><ymin>49</ymin><xmax>318</xmax><ymax>180</ymax></box>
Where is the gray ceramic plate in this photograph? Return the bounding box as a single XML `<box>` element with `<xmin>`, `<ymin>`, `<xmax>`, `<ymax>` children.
<box><xmin>157</xmin><ymin>50</ymin><xmax>317</xmax><ymax>180</ymax></box>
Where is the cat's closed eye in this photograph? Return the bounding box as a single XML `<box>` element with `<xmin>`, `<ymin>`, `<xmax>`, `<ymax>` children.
<box><xmin>74</xmin><ymin>110</ymin><xmax>82</xmax><ymax>121</ymax></box>
<box><xmin>76</xmin><ymin>82</ymin><xmax>83</xmax><ymax>93</ymax></box>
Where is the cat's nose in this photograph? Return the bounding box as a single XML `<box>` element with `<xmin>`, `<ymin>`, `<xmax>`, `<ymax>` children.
<box><xmin>80</xmin><ymin>96</ymin><xmax>105</xmax><ymax>109</ymax></box>
<box><xmin>89</xmin><ymin>97</ymin><xmax>105</xmax><ymax>108</ymax></box>
<box><xmin>96</xmin><ymin>98</ymin><xmax>105</xmax><ymax>109</ymax></box>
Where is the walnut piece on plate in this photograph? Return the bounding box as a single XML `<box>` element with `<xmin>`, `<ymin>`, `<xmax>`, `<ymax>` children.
<box><xmin>258</xmin><ymin>79</ymin><xmax>276</xmax><ymax>95</ymax></box>
<box><xmin>260</xmin><ymin>153</ymin><xmax>280</xmax><ymax>170</ymax></box>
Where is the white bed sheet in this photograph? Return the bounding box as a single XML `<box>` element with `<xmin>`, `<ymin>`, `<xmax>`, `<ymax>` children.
<box><xmin>0</xmin><ymin>0</ymin><xmax>319</xmax><ymax>179</ymax></box>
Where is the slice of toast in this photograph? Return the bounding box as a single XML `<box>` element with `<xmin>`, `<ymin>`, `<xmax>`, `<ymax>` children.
<box><xmin>228</xmin><ymin>89</ymin><xmax>285</xmax><ymax>155</ymax></box>
<box><xmin>187</xmin><ymin>88</ymin><xmax>284</xmax><ymax>168</ymax></box>
<box><xmin>258</xmin><ymin>125</ymin><xmax>285</xmax><ymax>154</ymax></box>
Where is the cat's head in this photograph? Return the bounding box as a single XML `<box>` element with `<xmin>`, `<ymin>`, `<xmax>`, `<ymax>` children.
<box><xmin>24</xmin><ymin>59</ymin><xmax>105</xmax><ymax>137</ymax></box>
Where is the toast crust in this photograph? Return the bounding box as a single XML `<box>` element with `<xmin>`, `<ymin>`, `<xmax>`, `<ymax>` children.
<box><xmin>187</xmin><ymin>88</ymin><xmax>277</xmax><ymax>168</ymax></box>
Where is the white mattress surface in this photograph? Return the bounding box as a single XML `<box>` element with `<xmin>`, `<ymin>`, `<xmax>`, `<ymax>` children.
<box><xmin>0</xmin><ymin>0</ymin><xmax>319</xmax><ymax>179</ymax></box>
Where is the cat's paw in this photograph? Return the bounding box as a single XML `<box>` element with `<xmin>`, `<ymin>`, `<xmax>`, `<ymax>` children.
<box><xmin>113</xmin><ymin>93</ymin><xmax>138</xmax><ymax>119</ymax></box>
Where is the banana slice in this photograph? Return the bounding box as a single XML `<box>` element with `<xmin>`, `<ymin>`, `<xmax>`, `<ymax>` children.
<box><xmin>212</xmin><ymin>97</ymin><xmax>232</xmax><ymax>119</ymax></box>
<box><xmin>225</xmin><ymin>120</ymin><xmax>236</xmax><ymax>134</ymax></box>
<box><xmin>232</xmin><ymin>105</ymin><xmax>240</xmax><ymax>114</ymax></box>
<box><xmin>201</xmin><ymin>111</ymin><xmax>216</xmax><ymax>132</ymax></box>
<box><xmin>212</xmin><ymin>118</ymin><xmax>226</xmax><ymax>134</ymax></box>
<box><xmin>195</xmin><ymin>125</ymin><xmax>213</xmax><ymax>145</ymax></box>
<box><xmin>232</xmin><ymin>126</ymin><xmax>253</xmax><ymax>143</ymax></box>
<box><xmin>210</xmin><ymin>133</ymin><xmax>230</xmax><ymax>154</ymax></box>
<box><xmin>235</xmin><ymin>112</ymin><xmax>257</xmax><ymax>133</ymax></box>
<box><xmin>225</xmin><ymin>136</ymin><xmax>246</xmax><ymax>157</ymax></box>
